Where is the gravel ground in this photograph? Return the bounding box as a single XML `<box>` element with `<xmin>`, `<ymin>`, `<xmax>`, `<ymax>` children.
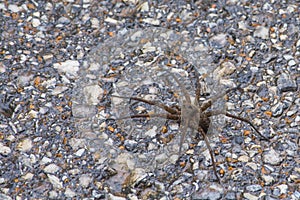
<box><xmin>0</xmin><ymin>0</ymin><xmax>299</xmax><ymax>199</ymax></box>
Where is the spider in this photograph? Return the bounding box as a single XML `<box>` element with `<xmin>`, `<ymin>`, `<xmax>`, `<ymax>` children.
<box><xmin>109</xmin><ymin>59</ymin><xmax>268</xmax><ymax>182</ymax></box>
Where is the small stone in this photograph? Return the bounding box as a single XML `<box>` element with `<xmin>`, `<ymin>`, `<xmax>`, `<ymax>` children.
<box><xmin>57</xmin><ymin>16</ymin><xmax>70</xmax><ymax>24</ymax></box>
<box><xmin>192</xmin><ymin>184</ymin><xmax>224</xmax><ymax>200</ymax></box>
<box><xmin>0</xmin><ymin>143</ymin><xmax>11</xmax><ymax>156</ymax></box>
<box><xmin>277</xmin><ymin>73</ymin><xmax>297</xmax><ymax>92</ymax></box>
<box><xmin>144</xmin><ymin>126</ymin><xmax>157</xmax><ymax>137</ymax></box>
<box><xmin>271</xmin><ymin>102</ymin><xmax>284</xmax><ymax>117</ymax></box>
<box><xmin>40</xmin><ymin>156</ymin><xmax>52</xmax><ymax>165</ymax></box>
<box><xmin>47</xmin><ymin>174</ymin><xmax>63</xmax><ymax>189</ymax></box>
<box><xmin>0</xmin><ymin>193</ymin><xmax>12</xmax><ymax>200</ymax></box>
<box><xmin>124</xmin><ymin>140</ymin><xmax>138</xmax><ymax>152</ymax></box>
<box><xmin>90</xmin><ymin>17</ymin><xmax>99</xmax><ymax>28</ymax></box>
<box><xmin>107</xmin><ymin>194</ymin><xmax>126</xmax><ymax>200</ymax></box>
<box><xmin>288</xmin><ymin>59</ymin><xmax>296</xmax><ymax>66</ymax></box>
<box><xmin>104</xmin><ymin>17</ymin><xmax>119</xmax><ymax>25</ymax></box>
<box><xmin>238</xmin><ymin>21</ymin><xmax>247</xmax><ymax>30</ymax></box>
<box><xmin>276</xmin><ymin>184</ymin><xmax>288</xmax><ymax>194</ymax></box>
<box><xmin>65</xmin><ymin>188</ymin><xmax>76</xmax><ymax>198</ymax></box>
<box><xmin>142</xmin><ymin>18</ymin><xmax>160</xmax><ymax>26</ymax></box>
<box><xmin>254</xmin><ymin>26</ymin><xmax>269</xmax><ymax>39</ymax></box>
<box><xmin>8</xmin><ymin>4</ymin><xmax>21</xmax><ymax>12</ymax></box>
<box><xmin>210</xmin><ymin>33</ymin><xmax>228</xmax><ymax>48</ymax></box>
<box><xmin>69</xmin><ymin>138</ymin><xmax>85</xmax><ymax>150</ymax></box>
<box><xmin>79</xmin><ymin>174</ymin><xmax>92</xmax><ymax>188</ymax></box>
<box><xmin>17</xmin><ymin>138</ymin><xmax>33</xmax><ymax>152</ymax></box>
<box><xmin>139</xmin><ymin>2</ymin><xmax>149</xmax><ymax>12</ymax></box>
<box><xmin>246</xmin><ymin>162</ymin><xmax>258</xmax><ymax>171</ymax></box>
<box><xmin>246</xmin><ymin>184</ymin><xmax>262</xmax><ymax>192</ymax></box>
<box><xmin>238</xmin><ymin>155</ymin><xmax>249</xmax><ymax>162</ymax></box>
<box><xmin>51</xmin><ymin>86</ymin><xmax>68</xmax><ymax>95</ymax></box>
<box><xmin>53</xmin><ymin>60</ymin><xmax>80</xmax><ymax>76</ymax></box>
<box><xmin>83</xmin><ymin>85</ymin><xmax>104</xmax><ymax>105</ymax></box>
<box><xmin>22</xmin><ymin>172</ymin><xmax>34</xmax><ymax>180</ymax></box>
<box><xmin>28</xmin><ymin>110</ymin><xmax>39</xmax><ymax>118</ymax></box>
<box><xmin>44</xmin><ymin>163</ymin><xmax>61</xmax><ymax>173</ymax></box>
<box><xmin>32</xmin><ymin>18</ymin><xmax>41</xmax><ymax>27</ymax></box>
<box><xmin>74</xmin><ymin>148</ymin><xmax>85</xmax><ymax>157</ymax></box>
<box><xmin>263</xmin><ymin>148</ymin><xmax>282</xmax><ymax>165</ymax></box>
<box><xmin>243</xmin><ymin>193</ymin><xmax>259</xmax><ymax>200</ymax></box>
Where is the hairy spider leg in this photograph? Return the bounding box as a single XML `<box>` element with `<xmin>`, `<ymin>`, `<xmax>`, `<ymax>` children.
<box><xmin>109</xmin><ymin>95</ymin><xmax>180</xmax><ymax>121</ymax></box>
<box><xmin>111</xmin><ymin>95</ymin><xmax>179</xmax><ymax>114</ymax></box>
<box><xmin>205</xmin><ymin>110</ymin><xmax>268</xmax><ymax>140</ymax></box>
<box><xmin>198</xmin><ymin>125</ymin><xmax>220</xmax><ymax>182</ymax></box>
<box><xmin>163</xmin><ymin>69</ymin><xmax>197</xmax><ymax>155</ymax></box>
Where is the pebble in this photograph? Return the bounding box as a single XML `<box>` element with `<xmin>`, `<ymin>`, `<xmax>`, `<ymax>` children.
<box><xmin>263</xmin><ymin>148</ymin><xmax>283</xmax><ymax>165</ymax></box>
<box><xmin>246</xmin><ymin>184</ymin><xmax>262</xmax><ymax>192</ymax></box>
<box><xmin>142</xmin><ymin>18</ymin><xmax>160</xmax><ymax>25</ymax></box>
<box><xmin>108</xmin><ymin>194</ymin><xmax>126</xmax><ymax>200</ymax></box>
<box><xmin>277</xmin><ymin>73</ymin><xmax>297</xmax><ymax>92</ymax></box>
<box><xmin>270</xmin><ymin>102</ymin><xmax>284</xmax><ymax>117</ymax></box>
<box><xmin>64</xmin><ymin>188</ymin><xmax>76</xmax><ymax>198</ymax></box>
<box><xmin>276</xmin><ymin>184</ymin><xmax>288</xmax><ymax>194</ymax></box>
<box><xmin>210</xmin><ymin>33</ymin><xmax>228</xmax><ymax>48</ymax></box>
<box><xmin>262</xmin><ymin>175</ymin><xmax>275</xmax><ymax>185</ymax></box>
<box><xmin>83</xmin><ymin>85</ymin><xmax>104</xmax><ymax>105</ymax></box>
<box><xmin>32</xmin><ymin>18</ymin><xmax>41</xmax><ymax>27</ymax></box>
<box><xmin>17</xmin><ymin>138</ymin><xmax>33</xmax><ymax>152</ymax></box>
<box><xmin>238</xmin><ymin>155</ymin><xmax>250</xmax><ymax>162</ymax></box>
<box><xmin>0</xmin><ymin>143</ymin><xmax>11</xmax><ymax>156</ymax></box>
<box><xmin>0</xmin><ymin>194</ymin><xmax>12</xmax><ymax>200</ymax></box>
<box><xmin>21</xmin><ymin>172</ymin><xmax>34</xmax><ymax>180</ymax></box>
<box><xmin>253</xmin><ymin>26</ymin><xmax>269</xmax><ymax>39</ymax></box>
<box><xmin>192</xmin><ymin>184</ymin><xmax>223</xmax><ymax>200</ymax></box>
<box><xmin>8</xmin><ymin>4</ymin><xmax>21</xmax><ymax>12</ymax></box>
<box><xmin>51</xmin><ymin>86</ymin><xmax>69</xmax><ymax>95</ymax></box>
<box><xmin>43</xmin><ymin>163</ymin><xmax>61</xmax><ymax>173</ymax></box>
<box><xmin>243</xmin><ymin>193</ymin><xmax>259</xmax><ymax>200</ymax></box>
<box><xmin>47</xmin><ymin>174</ymin><xmax>63</xmax><ymax>189</ymax></box>
<box><xmin>79</xmin><ymin>174</ymin><xmax>92</xmax><ymax>188</ymax></box>
<box><xmin>53</xmin><ymin>60</ymin><xmax>80</xmax><ymax>77</ymax></box>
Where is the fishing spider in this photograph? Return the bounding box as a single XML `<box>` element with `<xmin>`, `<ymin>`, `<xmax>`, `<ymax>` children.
<box><xmin>110</xmin><ymin>61</ymin><xmax>268</xmax><ymax>182</ymax></box>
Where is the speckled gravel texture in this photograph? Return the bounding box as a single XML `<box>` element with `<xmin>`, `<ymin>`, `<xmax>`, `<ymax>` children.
<box><xmin>0</xmin><ymin>0</ymin><xmax>299</xmax><ymax>200</ymax></box>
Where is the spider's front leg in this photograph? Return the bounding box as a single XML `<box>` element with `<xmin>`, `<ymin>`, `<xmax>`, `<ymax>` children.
<box><xmin>109</xmin><ymin>95</ymin><xmax>181</xmax><ymax>121</ymax></box>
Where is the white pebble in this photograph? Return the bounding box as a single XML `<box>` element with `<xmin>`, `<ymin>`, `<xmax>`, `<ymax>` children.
<box><xmin>53</xmin><ymin>60</ymin><xmax>80</xmax><ymax>76</ymax></box>
<box><xmin>32</xmin><ymin>18</ymin><xmax>41</xmax><ymax>27</ymax></box>
<box><xmin>44</xmin><ymin>163</ymin><xmax>61</xmax><ymax>173</ymax></box>
<box><xmin>47</xmin><ymin>174</ymin><xmax>63</xmax><ymax>189</ymax></box>
<box><xmin>17</xmin><ymin>138</ymin><xmax>33</xmax><ymax>152</ymax></box>
<box><xmin>254</xmin><ymin>26</ymin><xmax>269</xmax><ymax>39</ymax></box>
<box><xmin>263</xmin><ymin>148</ymin><xmax>282</xmax><ymax>165</ymax></box>
<box><xmin>79</xmin><ymin>174</ymin><xmax>92</xmax><ymax>188</ymax></box>
<box><xmin>0</xmin><ymin>143</ymin><xmax>11</xmax><ymax>156</ymax></box>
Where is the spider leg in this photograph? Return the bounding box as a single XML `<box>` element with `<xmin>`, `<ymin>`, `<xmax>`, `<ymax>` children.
<box><xmin>204</xmin><ymin>110</ymin><xmax>268</xmax><ymax>140</ymax></box>
<box><xmin>108</xmin><ymin>113</ymin><xmax>180</xmax><ymax>121</ymax></box>
<box><xmin>111</xmin><ymin>95</ymin><xmax>179</xmax><ymax>114</ymax></box>
<box><xmin>163</xmin><ymin>69</ymin><xmax>192</xmax><ymax>104</ymax></box>
<box><xmin>178</xmin><ymin>116</ymin><xmax>189</xmax><ymax>155</ymax></box>
<box><xmin>198</xmin><ymin>125</ymin><xmax>220</xmax><ymax>182</ymax></box>
<box><xmin>225</xmin><ymin>112</ymin><xmax>268</xmax><ymax>140</ymax></box>
<box><xmin>200</xmin><ymin>85</ymin><xmax>241</xmax><ymax>112</ymax></box>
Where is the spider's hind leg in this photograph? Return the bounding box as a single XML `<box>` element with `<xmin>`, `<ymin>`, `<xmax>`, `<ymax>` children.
<box><xmin>225</xmin><ymin>112</ymin><xmax>269</xmax><ymax>140</ymax></box>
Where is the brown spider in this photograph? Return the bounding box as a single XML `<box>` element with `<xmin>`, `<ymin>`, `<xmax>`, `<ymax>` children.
<box><xmin>110</xmin><ymin>64</ymin><xmax>268</xmax><ymax>182</ymax></box>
